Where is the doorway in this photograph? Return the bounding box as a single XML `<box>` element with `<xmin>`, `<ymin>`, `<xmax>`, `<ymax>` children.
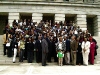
<box><xmin>0</xmin><ymin>13</ymin><xmax>8</xmax><ymax>34</ymax></box>
<box><xmin>43</xmin><ymin>13</ymin><xmax>55</xmax><ymax>25</ymax></box>
<box><xmin>87</xmin><ymin>15</ymin><xmax>97</xmax><ymax>36</ymax></box>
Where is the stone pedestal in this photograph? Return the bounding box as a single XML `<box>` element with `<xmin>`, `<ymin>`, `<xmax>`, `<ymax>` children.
<box><xmin>55</xmin><ymin>14</ymin><xmax>65</xmax><ymax>23</ymax></box>
<box><xmin>8</xmin><ymin>13</ymin><xmax>19</xmax><ymax>26</ymax></box>
<box><xmin>32</xmin><ymin>13</ymin><xmax>43</xmax><ymax>23</ymax></box>
<box><xmin>75</xmin><ymin>14</ymin><xmax>87</xmax><ymax>31</ymax></box>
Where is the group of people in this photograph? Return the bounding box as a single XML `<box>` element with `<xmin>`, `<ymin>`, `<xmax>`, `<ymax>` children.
<box><xmin>2</xmin><ymin>19</ymin><xmax>98</xmax><ymax>66</ymax></box>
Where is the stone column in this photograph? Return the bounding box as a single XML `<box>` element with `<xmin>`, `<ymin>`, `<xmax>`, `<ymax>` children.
<box><xmin>32</xmin><ymin>13</ymin><xmax>43</xmax><ymax>23</ymax></box>
<box><xmin>75</xmin><ymin>14</ymin><xmax>87</xmax><ymax>31</ymax></box>
<box><xmin>94</xmin><ymin>15</ymin><xmax>100</xmax><ymax>36</ymax></box>
<box><xmin>8</xmin><ymin>12</ymin><xmax>19</xmax><ymax>26</ymax></box>
<box><xmin>55</xmin><ymin>14</ymin><xmax>65</xmax><ymax>23</ymax></box>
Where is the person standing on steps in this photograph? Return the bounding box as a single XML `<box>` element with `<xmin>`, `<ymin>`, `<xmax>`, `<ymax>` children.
<box><xmin>41</xmin><ymin>33</ymin><xmax>48</xmax><ymax>66</ymax></box>
<box><xmin>81</xmin><ymin>37</ymin><xmax>90</xmax><ymax>66</ymax></box>
<box><xmin>3</xmin><ymin>30</ymin><xmax>10</xmax><ymax>56</ymax></box>
<box><xmin>89</xmin><ymin>37</ymin><xmax>95</xmax><ymax>65</ymax></box>
<box><xmin>19</xmin><ymin>37</ymin><xmax>25</xmax><ymax>62</ymax></box>
<box><xmin>35</xmin><ymin>36</ymin><xmax>42</xmax><ymax>63</ymax></box>
<box><xmin>13</xmin><ymin>38</ymin><xmax>20</xmax><ymax>63</ymax></box>
<box><xmin>70</xmin><ymin>35</ymin><xmax>78</xmax><ymax>66</ymax></box>
<box><xmin>27</xmin><ymin>37</ymin><xmax>34</xmax><ymax>63</ymax></box>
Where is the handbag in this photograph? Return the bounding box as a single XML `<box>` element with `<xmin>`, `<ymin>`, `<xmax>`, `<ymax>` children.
<box><xmin>96</xmin><ymin>45</ymin><xmax>99</xmax><ymax>49</ymax></box>
<box><xmin>6</xmin><ymin>42</ymin><xmax>10</xmax><ymax>47</ymax></box>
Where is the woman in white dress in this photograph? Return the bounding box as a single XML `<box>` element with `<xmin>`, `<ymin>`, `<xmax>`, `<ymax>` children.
<box><xmin>81</xmin><ymin>37</ymin><xmax>90</xmax><ymax>66</ymax></box>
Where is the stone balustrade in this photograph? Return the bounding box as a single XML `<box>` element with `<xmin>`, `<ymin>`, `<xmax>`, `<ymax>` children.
<box><xmin>0</xmin><ymin>0</ymin><xmax>99</xmax><ymax>3</ymax></box>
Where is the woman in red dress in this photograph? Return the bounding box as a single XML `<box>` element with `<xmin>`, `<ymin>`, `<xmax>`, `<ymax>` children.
<box><xmin>89</xmin><ymin>37</ymin><xmax>96</xmax><ymax>65</ymax></box>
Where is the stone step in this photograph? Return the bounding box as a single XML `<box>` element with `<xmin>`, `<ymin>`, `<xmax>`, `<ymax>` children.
<box><xmin>0</xmin><ymin>35</ymin><xmax>99</xmax><ymax>64</ymax></box>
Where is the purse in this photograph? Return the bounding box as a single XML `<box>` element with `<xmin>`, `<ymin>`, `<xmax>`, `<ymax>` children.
<box><xmin>96</xmin><ymin>45</ymin><xmax>98</xmax><ymax>49</ymax></box>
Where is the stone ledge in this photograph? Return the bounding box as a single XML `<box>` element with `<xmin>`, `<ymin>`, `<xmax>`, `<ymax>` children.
<box><xmin>0</xmin><ymin>1</ymin><xmax>100</xmax><ymax>8</ymax></box>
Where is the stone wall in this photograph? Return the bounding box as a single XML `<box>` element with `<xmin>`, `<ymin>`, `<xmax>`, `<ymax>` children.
<box><xmin>0</xmin><ymin>2</ymin><xmax>100</xmax><ymax>15</ymax></box>
<box><xmin>0</xmin><ymin>2</ymin><xmax>100</xmax><ymax>35</ymax></box>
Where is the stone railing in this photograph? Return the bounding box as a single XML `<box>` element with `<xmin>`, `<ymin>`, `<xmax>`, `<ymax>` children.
<box><xmin>0</xmin><ymin>0</ymin><xmax>99</xmax><ymax>3</ymax></box>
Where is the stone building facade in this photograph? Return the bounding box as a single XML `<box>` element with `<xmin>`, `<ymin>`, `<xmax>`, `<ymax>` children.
<box><xmin>0</xmin><ymin>0</ymin><xmax>100</xmax><ymax>36</ymax></box>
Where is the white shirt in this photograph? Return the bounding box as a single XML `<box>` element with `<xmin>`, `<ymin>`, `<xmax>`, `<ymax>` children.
<box><xmin>81</xmin><ymin>41</ymin><xmax>90</xmax><ymax>53</ymax></box>
<box><xmin>18</xmin><ymin>41</ymin><xmax>20</xmax><ymax>46</ymax></box>
<box><xmin>74</xmin><ymin>30</ymin><xmax>78</xmax><ymax>34</ymax></box>
<box><xmin>58</xmin><ymin>42</ymin><xmax>62</xmax><ymax>50</ymax></box>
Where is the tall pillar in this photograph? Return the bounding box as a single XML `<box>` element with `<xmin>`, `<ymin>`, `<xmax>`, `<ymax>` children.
<box><xmin>55</xmin><ymin>14</ymin><xmax>65</xmax><ymax>23</ymax></box>
<box><xmin>8</xmin><ymin>12</ymin><xmax>19</xmax><ymax>26</ymax></box>
<box><xmin>75</xmin><ymin>14</ymin><xmax>87</xmax><ymax>31</ymax></box>
<box><xmin>94</xmin><ymin>15</ymin><xmax>100</xmax><ymax>36</ymax></box>
<box><xmin>32</xmin><ymin>13</ymin><xmax>43</xmax><ymax>23</ymax></box>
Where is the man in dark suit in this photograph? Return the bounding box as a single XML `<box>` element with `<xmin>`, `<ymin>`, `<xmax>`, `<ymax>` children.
<box><xmin>52</xmin><ymin>37</ymin><xmax>58</xmax><ymax>62</ymax></box>
<box><xmin>35</xmin><ymin>36</ymin><xmax>42</xmax><ymax>63</ymax></box>
<box><xmin>64</xmin><ymin>36</ymin><xmax>70</xmax><ymax>65</ymax></box>
<box><xmin>70</xmin><ymin>35</ymin><xmax>78</xmax><ymax>65</ymax></box>
<box><xmin>41</xmin><ymin>33</ymin><xmax>48</xmax><ymax>66</ymax></box>
<box><xmin>27</xmin><ymin>37</ymin><xmax>34</xmax><ymax>63</ymax></box>
<box><xmin>46</xmin><ymin>36</ymin><xmax>52</xmax><ymax>62</ymax></box>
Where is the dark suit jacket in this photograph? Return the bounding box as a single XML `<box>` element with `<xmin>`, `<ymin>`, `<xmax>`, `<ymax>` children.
<box><xmin>66</xmin><ymin>39</ymin><xmax>70</xmax><ymax>52</ymax></box>
<box><xmin>41</xmin><ymin>38</ymin><xmax>48</xmax><ymax>53</ymax></box>
<box><xmin>35</xmin><ymin>40</ymin><xmax>42</xmax><ymax>52</ymax></box>
<box><xmin>27</xmin><ymin>42</ymin><xmax>34</xmax><ymax>52</ymax></box>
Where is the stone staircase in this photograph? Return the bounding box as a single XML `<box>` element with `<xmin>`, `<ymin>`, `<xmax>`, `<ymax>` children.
<box><xmin>0</xmin><ymin>35</ymin><xmax>20</xmax><ymax>64</ymax></box>
<box><xmin>0</xmin><ymin>35</ymin><xmax>100</xmax><ymax>64</ymax></box>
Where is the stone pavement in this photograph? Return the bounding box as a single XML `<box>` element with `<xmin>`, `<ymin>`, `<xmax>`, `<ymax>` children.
<box><xmin>0</xmin><ymin>63</ymin><xmax>100</xmax><ymax>75</ymax></box>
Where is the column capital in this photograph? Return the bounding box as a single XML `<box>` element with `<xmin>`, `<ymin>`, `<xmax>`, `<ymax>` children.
<box><xmin>32</xmin><ymin>13</ymin><xmax>43</xmax><ymax>17</ymax></box>
<box><xmin>9</xmin><ymin>13</ymin><xmax>19</xmax><ymax>16</ymax></box>
<box><xmin>77</xmin><ymin>14</ymin><xmax>86</xmax><ymax>17</ymax></box>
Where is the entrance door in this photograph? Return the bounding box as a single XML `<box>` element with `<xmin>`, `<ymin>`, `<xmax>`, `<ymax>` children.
<box><xmin>87</xmin><ymin>15</ymin><xmax>96</xmax><ymax>36</ymax></box>
<box><xmin>20</xmin><ymin>13</ymin><xmax>32</xmax><ymax>21</ymax></box>
<box><xmin>0</xmin><ymin>13</ymin><xmax>8</xmax><ymax>34</ymax></box>
<box><xmin>65</xmin><ymin>14</ymin><xmax>76</xmax><ymax>25</ymax></box>
<box><xmin>43</xmin><ymin>13</ymin><xmax>55</xmax><ymax>25</ymax></box>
